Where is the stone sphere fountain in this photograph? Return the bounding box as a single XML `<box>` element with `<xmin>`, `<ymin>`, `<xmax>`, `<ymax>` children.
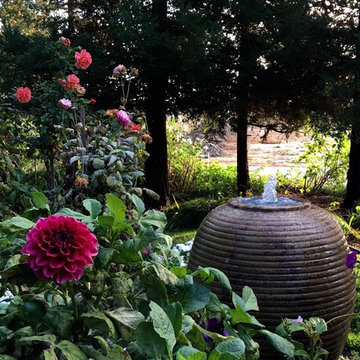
<box><xmin>188</xmin><ymin>176</ymin><xmax>356</xmax><ymax>360</ymax></box>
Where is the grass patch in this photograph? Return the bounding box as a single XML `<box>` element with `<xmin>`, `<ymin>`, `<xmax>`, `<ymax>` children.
<box><xmin>166</xmin><ymin>229</ymin><xmax>197</xmax><ymax>244</ymax></box>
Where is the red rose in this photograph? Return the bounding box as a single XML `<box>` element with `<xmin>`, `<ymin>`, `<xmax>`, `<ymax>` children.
<box><xmin>90</xmin><ymin>98</ymin><xmax>96</xmax><ymax>104</ymax></box>
<box><xmin>15</xmin><ymin>87</ymin><xmax>31</xmax><ymax>103</ymax></box>
<box><xmin>59</xmin><ymin>36</ymin><xmax>71</xmax><ymax>46</ymax></box>
<box><xmin>64</xmin><ymin>74</ymin><xmax>80</xmax><ymax>91</ymax></box>
<box><xmin>75</xmin><ymin>49</ymin><xmax>92</xmax><ymax>70</ymax></box>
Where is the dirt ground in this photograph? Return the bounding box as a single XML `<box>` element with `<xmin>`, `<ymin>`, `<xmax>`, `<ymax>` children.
<box><xmin>210</xmin><ymin>126</ymin><xmax>310</xmax><ymax>172</ymax></box>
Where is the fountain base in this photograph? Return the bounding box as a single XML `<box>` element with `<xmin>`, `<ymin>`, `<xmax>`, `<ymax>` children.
<box><xmin>188</xmin><ymin>197</ymin><xmax>355</xmax><ymax>360</ymax></box>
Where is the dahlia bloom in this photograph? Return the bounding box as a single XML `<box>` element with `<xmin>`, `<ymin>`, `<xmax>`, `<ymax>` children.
<box><xmin>22</xmin><ymin>216</ymin><xmax>98</xmax><ymax>284</ymax></box>
<box><xmin>59</xmin><ymin>36</ymin><xmax>71</xmax><ymax>46</ymax></box>
<box><xmin>15</xmin><ymin>87</ymin><xmax>31</xmax><ymax>103</ymax></box>
<box><xmin>64</xmin><ymin>74</ymin><xmax>80</xmax><ymax>91</ymax></box>
<box><xmin>346</xmin><ymin>251</ymin><xmax>358</xmax><ymax>269</ymax></box>
<box><xmin>113</xmin><ymin>64</ymin><xmax>127</xmax><ymax>78</ymax></box>
<box><xmin>117</xmin><ymin>110</ymin><xmax>131</xmax><ymax>128</ymax></box>
<box><xmin>75</xmin><ymin>49</ymin><xmax>92</xmax><ymax>70</ymax></box>
<box><xmin>58</xmin><ymin>98</ymin><xmax>72</xmax><ymax>109</ymax></box>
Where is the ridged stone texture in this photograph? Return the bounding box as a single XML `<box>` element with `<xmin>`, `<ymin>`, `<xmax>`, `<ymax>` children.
<box><xmin>188</xmin><ymin>197</ymin><xmax>356</xmax><ymax>360</ymax></box>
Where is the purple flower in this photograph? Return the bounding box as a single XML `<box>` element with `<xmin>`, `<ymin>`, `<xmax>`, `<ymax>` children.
<box><xmin>200</xmin><ymin>318</ymin><xmax>228</xmax><ymax>343</ymax></box>
<box><xmin>290</xmin><ymin>316</ymin><xmax>303</xmax><ymax>324</ymax></box>
<box><xmin>117</xmin><ymin>110</ymin><xmax>131</xmax><ymax>128</ymax></box>
<box><xmin>346</xmin><ymin>251</ymin><xmax>358</xmax><ymax>269</ymax></box>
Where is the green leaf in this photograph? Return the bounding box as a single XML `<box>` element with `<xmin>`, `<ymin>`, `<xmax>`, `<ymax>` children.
<box><xmin>153</xmin><ymin>263</ymin><xmax>178</xmax><ymax>285</ymax></box>
<box><xmin>43</xmin><ymin>346</ymin><xmax>58</xmax><ymax>360</ymax></box>
<box><xmin>171</xmin><ymin>266</ymin><xmax>187</xmax><ymax>278</ymax></box>
<box><xmin>112</xmin><ymin>241</ymin><xmax>141</xmax><ymax>264</ymax></box>
<box><xmin>142</xmin><ymin>274</ymin><xmax>169</xmax><ymax>308</ymax></box>
<box><xmin>232</xmin><ymin>292</ymin><xmax>246</xmax><ymax>310</ymax></box>
<box><xmin>164</xmin><ymin>302</ymin><xmax>183</xmax><ymax>337</ymax></box>
<box><xmin>143</xmin><ymin>188</ymin><xmax>160</xmax><ymax>200</ymax></box>
<box><xmin>186</xmin><ymin>323</ymin><xmax>206</xmax><ymax>351</ymax></box>
<box><xmin>45</xmin><ymin>307</ymin><xmax>74</xmax><ymax>338</ymax></box>
<box><xmin>98</xmin><ymin>215</ymin><xmax>114</xmax><ymax>227</ymax></box>
<box><xmin>209</xmin><ymin>338</ymin><xmax>246</xmax><ymax>360</ymax></box>
<box><xmin>135</xmin><ymin>322</ymin><xmax>167</xmax><ymax>359</ymax></box>
<box><xmin>0</xmin><ymin>356</ymin><xmax>18</xmax><ymax>360</ymax></box>
<box><xmin>150</xmin><ymin>301</ymin><xmax>176</xmax><ymax>355</ymax></box>
<box><xmin>56</xmin><ymin>340</ymin><xmax>88</xmax><ymax>360</ymax></box>
<box><xmin>6</xmin><ymin>217</ymin><xmax>35</xmax><ymax>230</ymax></box>
<box><xmin>182</xmin><ymin>315</ymin><xmax>195</xmax><ymax>334</ymax></box>
<box><xmin>78</xmin><ymin>345</ymin><xmax>107</xmax><ymax>360</ymax></box>
<box><xmin>242</xmin><ymin>286</ymin><xmax>259</xmax><ymax>311</ymax></box>
<box><xmin>16</xmin><ymin>334</ymin><xmax>56</xmax><ymax>346</ymax></box>
<box><xmin>54</xmin><ymin>208</ymin><xmax>90</xmax><ymax>222</ymax></box>
<box><xmin>83</xmin><ymin>198</ymin><xmax>102</xmax><ymax>219</ymax></box>
<box><xmin>23</xmin><ymin>300</ymin><xmax>46</xmax><ymax>328</ymax></box>
<box><xmin>0</xmin><ymin>257</ymin><xmax>38</xmax><ymax>286</ymax></box>
<box><xmin>178</xmin><ymin>283</ymin><xmax>211</xmax><ymax>313</ymax></box>
<box><xmin>106</xmin><ymin>308</ymin><xmax>145</xmax><ymax>330</ymax></box>
<box><xmin>192</xmin><ymin>267</ymin><xmax>232</xmax><ymax>292</ymax></box>
<box><xmin>228</xmin><ymin>304</ymin><xmax>264</xmax><ymax>328</ymax></box>
<box><xmin>134</xmin><ymin>226</ymin><xmax>158</xmax><ymax>250</ymax></box>
<box><xmin>107</xmin><ymin>345</ymin><xmax>132</xmax><ymax>360</ymax></box>
<box><xmin>258</xmin><ymin>330</ymin><xmax>295</xmax><ymax>358</ymax></box>
<box><xmin>309</xmin><ymin>317</ymin><xmax>327</xmax><ymax>335</ymax></box>
<box><xmin>106</xmin><ymin>193</ymin><xmax>126</xmax><ymax>224</ymax></box>
<box><xmin>131</xmin><ymin>194</ymin><xmax>145</xmax><ymax>217</ymax></box>
<box><xmin>95</xmin><ymin>248</ymin><xmax>115</xmax><ymax>268</ymax></box>
<box><xmin>314</xmin><ymin>348</ymin><xmax>329</xmax><ymax>359</ymax></box>
<box><xmin>30</xmin><ymin>192</ymin><xmax>50</xmax><ymax>211</ymax></box>
<box><xmin>176</xmin><ymin>347</ymin><xmax>207</xmax><ymax>360</ymax></box>
<box><xmin>82</xmin><ymin>312</ymin><xmax>117</xmax><ymax>337</ymax></box>
<box><xmin>140</xmin><ymin>209</ymin><xmax>167</xmax><ymax>230</ymax></box>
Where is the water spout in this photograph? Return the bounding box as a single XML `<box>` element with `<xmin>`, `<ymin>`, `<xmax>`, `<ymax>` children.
<box><xmin>262</xmin><ymin>175</ymin><xmax>278</xmax><ymax>203</ymax></box>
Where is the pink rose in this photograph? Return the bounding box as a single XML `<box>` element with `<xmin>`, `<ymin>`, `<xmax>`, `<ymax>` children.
<box><xmin>15</xmin><ymin>87</ymin><xmax>31</xmax><ymax>103</ymax></box>
<box><xmin>117</xmin><ymin>110</ymin><xmax>131</xmax><ymax>128</ymax></box>
<box><xmin>75</xmin><ymin>49</ymin><xmax>92</xmax><ymax>70</ymax></box>
<box><xmin>64</xmin><ymin>74</ymin><xmax>80</xmax><ymax>91</ymax></box>
<box><xmin>58</xmin><ymin>98</ymin><xmax>72</xmax><ymax>109</ymax></box>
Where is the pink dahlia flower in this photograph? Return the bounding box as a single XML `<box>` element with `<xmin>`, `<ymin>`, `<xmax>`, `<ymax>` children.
<box><xmin>75</xmin><ymin>49</ymin><xmax>92</xmax><ymax>70</ymax></box>
<box><xmin>117</xmin><ymin>110</ymin><xmax>131</xmax><ymax>128</ymax></box>
<box><xmin>58</xmin><ymin>98</ymin><xmax>72</xmax><ymax>109</ymax></box>
<box><xmin>22</xmin><ymin>216</ymin><xmax>98</xmax><ymax>284</ymax></box>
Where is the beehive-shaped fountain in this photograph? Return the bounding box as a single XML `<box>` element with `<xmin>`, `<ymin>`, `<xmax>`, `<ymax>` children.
<box><xmin>188</xmin><ymin>177</ymin><xmax>356</xmax><ymax>360</ymax></box>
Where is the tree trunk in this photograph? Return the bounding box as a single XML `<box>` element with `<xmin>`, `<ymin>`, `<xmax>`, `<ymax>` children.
<box><xmin>343</xmin><ymin>123</ymin><xmax>360</xmax><ymax>209</ymax></box>
<box><xmin>144</xmin><ymin>0</ymin><xmax>170</xmax><ymax>208</ymax></box>
<box><xmin>236</xmin><ymin>108</ymin><xmax>250</xmax><ymax>195</ymax></box>
<box><xmin>67</xmin><ymin>0</ymin><xmax>76</xmax><ymax>35</ymax></box>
